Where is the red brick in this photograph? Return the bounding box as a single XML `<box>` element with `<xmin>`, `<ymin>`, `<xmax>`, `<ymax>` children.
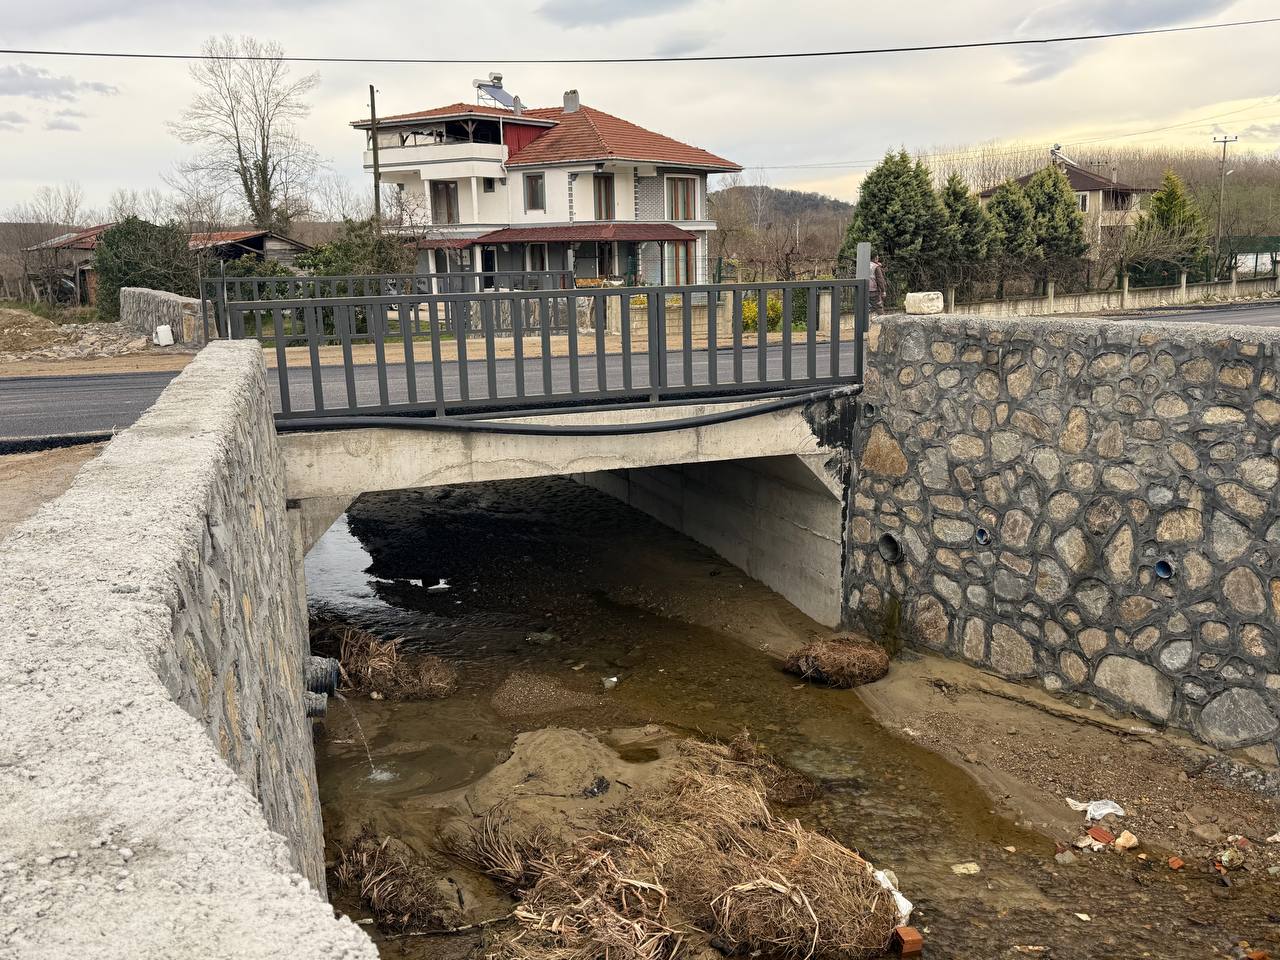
<box><xmin>1087</xmin><ymin>826</ymin><xmax>1115</xmax><ymax>845</ymax></box>
<box><xmin>892</xmin><ymin>925</ymin><xmax>924</xmax><ymax>956</ymax></box>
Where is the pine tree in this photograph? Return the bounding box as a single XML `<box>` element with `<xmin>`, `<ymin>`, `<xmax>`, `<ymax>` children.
<box><xmin>1023</xmin><ymin>164</ymin><xmax>1088</xmax><ymax>271</ymax></box>
<box><xmin>838</xmin><ymin>150</ymin><xmax>942</xmax><ymax>301</ymax></box>
<box><xmin>985</xmin><ymin>180</ymin><xmax>1037</xmax><ymax>263</ymax></box>
<box><xmin>1136</xmin><ymin>170</ymin><xmax>1209</xmax><ymax>282</ymax></box>
<box><xmin>936</xmin><ymin>173</ymin><xmax>994</xmax><ymax>293</ymax></box>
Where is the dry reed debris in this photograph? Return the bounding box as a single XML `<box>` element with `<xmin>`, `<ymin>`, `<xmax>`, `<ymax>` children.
<box><xmin>784</xmin><ymin>637</ymin><xmax>890</xmax><ymax>688</ymax></box>
<box><xmin>333</xmin><ymin>829</ymin><xmax>458</xmax><ymax>932</ymax></box>
<box><xmin>456</xmin><ymin>737</ymin><xmax>901</xmax><ymax>960</ymax></box>
<box><xmin>311</xmin><ymin>620</ymin><xmax>458</xmax><ymax>699</ymax></box>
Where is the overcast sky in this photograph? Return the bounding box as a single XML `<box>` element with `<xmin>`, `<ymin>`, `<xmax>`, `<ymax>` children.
<box><xmin>2</xmin><ymin>0</ymin><xmax>1278</xmax><ymax>214</ymax></box>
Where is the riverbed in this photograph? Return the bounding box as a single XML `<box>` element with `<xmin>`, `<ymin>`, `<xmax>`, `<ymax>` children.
<box><xmin>309</xmin><ymin>477</ymin><xmax>1277</xmax><ymax>959</ymax></box>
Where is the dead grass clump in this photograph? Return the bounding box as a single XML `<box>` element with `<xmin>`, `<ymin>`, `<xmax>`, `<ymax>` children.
<box><xmin>442</xmin><ymin>808</ymin><xmax>549</xmax><ymax>889</ymax></box>
<box><xmin>455</xmin><ymin>737</ymin><xmax>900</xmax><ymax>960</ymax></box>
<box><xmin>311</xmin><ymin>621</ymin><xmax>458</xmax><ymax>699</ymax></box>
<box><xmin>333</xmin><ymin>829</ymin><xmax>458</xmax><ymax>932</ymax></box>
<box><xmin>784</xmin><ymin>637</ymin><xmax>890</xmax><ymax>688</ymax></box>
<box><xmin>723</xmin><ymin>731</ymin><xmax>818</xmax><ymax>805</ymax></box>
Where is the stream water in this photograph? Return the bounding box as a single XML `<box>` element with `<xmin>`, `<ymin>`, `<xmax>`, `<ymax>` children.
<box><xmin>310</xmin><ymin>478</ymin><xmax>1275</xmax><ymax>959</ymax></box>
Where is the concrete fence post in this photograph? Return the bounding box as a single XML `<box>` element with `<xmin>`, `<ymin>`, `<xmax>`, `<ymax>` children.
<box><xmin>1121</xmin><ymin>273</ymin><xmax>1130</xmax><ymax>309</ymax></box>
<box><xmin>1046</xmin><ymin>280</ymin><xmax>1055</xmax><ymax>313</ymax></box>
<box><xmin>816</xmin><ymin>289</ymin><xmax>833</xmax><ymax>333</ymax></box>
<box><xmin>1230</xmin><ymin>268</ymin><xmax>1239</xmax><ymax>299</ymax></box>
<box><xmin>944</xmin><ymin>286</ymin><xmax>956</xmax><ymax>312</ymax></box>
<box><xmin>1179</xmin><ymin>270</ymin><xmax>1188</xmax><ymax>303</ymax></box>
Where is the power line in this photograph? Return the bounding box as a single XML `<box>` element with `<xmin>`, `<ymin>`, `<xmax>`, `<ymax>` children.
<box><xmin>1</xmin><ymin>17</ymin><xmax>1278</xmax><ymax>65</ymax></box>
<box><xmin>742</xmin><ymin>97</ymin><xmax>1280</xmax><ymax>170</ymax></box>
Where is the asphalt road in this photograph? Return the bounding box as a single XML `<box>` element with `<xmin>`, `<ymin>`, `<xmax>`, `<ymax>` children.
<box><xmin>1</xmin><ymin>341</ymin><xmax>855</xmax><ymax>440</ymax></box>
<box><xmin>1134</xmin><ymin>300</ymin><xmax>1280</xmax><ymax>327</ymax></box>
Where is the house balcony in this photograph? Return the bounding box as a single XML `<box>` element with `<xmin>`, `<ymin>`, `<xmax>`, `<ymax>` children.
<box><xmin>363</xmin><ymin>141</ymin><xmax>508</xmax><ymax>178</ymax></box>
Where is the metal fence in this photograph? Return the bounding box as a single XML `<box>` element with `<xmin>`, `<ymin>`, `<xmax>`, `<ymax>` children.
<box><xmin>216</xmin><ymin>277</ymin><xmax>868</xmax><ymax>421</ymax></box>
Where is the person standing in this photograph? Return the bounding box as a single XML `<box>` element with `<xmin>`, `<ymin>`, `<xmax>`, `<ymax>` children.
<box><xmin>868</xmin><ymin>254</ymin><xmax>887</xmax><ymax>315</ymax></box>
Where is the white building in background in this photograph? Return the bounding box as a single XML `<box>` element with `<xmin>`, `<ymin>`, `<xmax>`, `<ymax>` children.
<box><xmin>352</xmin><ymin>80</ymin><xmax>740</xmax><ymax>285</ymax></box>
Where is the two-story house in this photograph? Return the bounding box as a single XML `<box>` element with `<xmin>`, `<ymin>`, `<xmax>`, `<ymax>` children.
<box><xmin>352</xmin><ymin>87</ymin><xmax>740</xmax><ymax>285</ymax></box>
<box><xmin>979</xmin><ymin>149</ymin><xmax>1154</xmax><ymax>256</ymax></box>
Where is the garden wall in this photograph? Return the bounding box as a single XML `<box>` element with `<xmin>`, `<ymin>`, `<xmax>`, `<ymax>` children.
<box><xmin>119</xmin><ymin>286</ymin><xmax>211</xmax><ymax>344</ymax></box>
<box><xmin>848</xmin><ymin>314</ymin><xmax>1280</xmax><ymax>762</ymax></box>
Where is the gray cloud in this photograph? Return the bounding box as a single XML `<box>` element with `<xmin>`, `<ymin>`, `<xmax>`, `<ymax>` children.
<box><xmin>0</xmin><ymin>63</ymin><xmax>119</xmax><ymax>102</ymax></box>
<box><xmin>1009</xmin><ymin>0</ymin><xmax>1236</xmax><ymax>83</ymax></box>
<box><xmin>651</xmin><ymin>33</ymin><xmax>710</xmax><ymax>58</ymax></box>
<box><xmin>45</xmin><ymin>116</ymin><xmax>82</xmax><ymax>132</ymax></box>
<box><xmin>0</xmin><ymin>109</ymin><xmax>27</xmax><ymax>132</ymax></box>
<box><xmin>535</xmin><ymin>0</ymin><xmax>694</xmax><ymax>28</ymax></box>
<box><xmin>1239</xmin><ymin>121</ymin><xmax>1280</xmax><ymax>141</ymax></box>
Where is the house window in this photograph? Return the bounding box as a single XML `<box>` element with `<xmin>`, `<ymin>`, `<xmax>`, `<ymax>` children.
<box><xmin>527</xmin><ymin>243</ymin><xmax>548</xmax><ymax>272</ymax></box>
<box><xmin>430</xmin><ymin>180</ymin><xmax>459</xmax><ymax>224</ymax></box>
<box><xmin>667</xmin><ymin>177</ymin><xmax>697</xmax><ymax>221</ymax></box>
<box><xmin>1076</xmin><ymin>192</ymin><xmax>1089</xmax><ymax>213</ymax></box>
<box><xmin>593</xmin><ymin>173</ymin><xmax>615</xmax><ymax>220</ymax></box>
<box><xmin>664</xmin><ymin>241</ymin><xmax>696</xmax><ymax>285</ymax></box>
<box><xmin>483</xmin><ymin>177</ymin><xmax>496</xmax><ymax>193</ymax></box>
<box><xmin>524</xmin><ymin>173</ymin><xmax>545</xmax><ymax>212</ymax></box>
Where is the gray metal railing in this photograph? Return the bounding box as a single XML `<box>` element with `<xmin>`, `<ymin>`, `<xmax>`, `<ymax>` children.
<box><xmin>217</xmin><ymin>278</ymin><xmax>867</xmax><ymax>421</ymax></box>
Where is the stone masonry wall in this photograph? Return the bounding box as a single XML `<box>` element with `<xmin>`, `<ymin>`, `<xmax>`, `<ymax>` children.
<box><xmin>0</xmin><ymin>342</ymin><xmax>375</xmax><ymax>957</ymax></box>
<box><xmin>119</xmin><ymin>286</ymin><xmax>211</xmax><ymax>344</ymax></box>
<box><xmin>848</xmin><ymin>314</ymin><xmax>1280</xmax><ymax>763</ymax></box>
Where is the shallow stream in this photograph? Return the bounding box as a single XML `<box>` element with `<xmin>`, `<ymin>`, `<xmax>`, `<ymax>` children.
<box><xmin>311</xmin><ymin>478</ymin><xmax>1275</xmax><ymax>959</ymax></box>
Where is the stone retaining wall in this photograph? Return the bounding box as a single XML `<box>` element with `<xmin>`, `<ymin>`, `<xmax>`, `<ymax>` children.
<box><xmin>848</xmin><ymin>314</ymin><xmax>1280</xmax><ymax>763</ymax></box>
<box><xmin>119</xmin><ymin>286</ymin><xmax>211</xmax><ymax>344</ymax></box>
<box><xmin>954</xmin><ymin>276</ymin><xmax>1279</xmax><ymax>319</ymax></box>
<box><xmin>0</xmin><ymin>342</ymin><xmax>375</xmax><ymax>957</ymax></box>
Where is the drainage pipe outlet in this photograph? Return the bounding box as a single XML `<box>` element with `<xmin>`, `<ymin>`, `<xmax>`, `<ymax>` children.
<box><xmin>305</xmin><ymin>656</ymin><xmax>340</xmax><ymax>696</ymax></box>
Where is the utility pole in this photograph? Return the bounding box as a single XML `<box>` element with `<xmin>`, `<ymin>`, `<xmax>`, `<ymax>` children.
<box><xmin>369</xmin><ymin>84</ymin><xmax>382</xmax><ymax>222</ymax></box>
<box><xmin>1213</xmin><ymin>134</ymin><xmax>1237</xmax><ymax>275</ymax></box>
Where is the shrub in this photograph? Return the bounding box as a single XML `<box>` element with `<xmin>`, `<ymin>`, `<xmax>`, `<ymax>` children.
<box><xmin>741</xmin><ymin>293</ymin><xmax>783</xmax><ymax>331</ymax></box>
<box><xmin>93</xmin><ymin>217</ymin><xmax>198</xmax><ymax>320</ymax></box>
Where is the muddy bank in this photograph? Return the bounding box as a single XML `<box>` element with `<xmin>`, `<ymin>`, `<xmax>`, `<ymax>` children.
<box><xmin>310</xmin><ymin>478</ymin><xmax>1280</xmax><ymax>958</ymax></box>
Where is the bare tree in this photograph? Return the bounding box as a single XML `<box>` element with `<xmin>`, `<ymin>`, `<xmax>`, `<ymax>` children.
<box><xmin>4</xmin><ymin>183</ymin><xmax>85</xmax><ymax>303</ymax></box>
<box><xmin>106</xmin><ymin>187</ymin><xmax>172</xmax><ymax>223</ymax></box>
<box><xmin>170</xmin><ymin>35</ymin><xmax>320</xmax><ymax>232</ymax></box>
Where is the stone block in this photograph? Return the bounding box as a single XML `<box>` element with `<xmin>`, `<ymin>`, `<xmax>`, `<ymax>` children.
<box><xmin>1196</xmin><ymin>688</ymin><xmax>1279</xmax><ymax>748</ymax></box>
<box><xmin>904</xmin><ymin>291</ymin><xmax>944</xmax><ymax>315</ymax></box>
<box><xmin>1094</xmin><ymin>656</ymin><xmax>1175</xmax><ymax>722</ymax></box>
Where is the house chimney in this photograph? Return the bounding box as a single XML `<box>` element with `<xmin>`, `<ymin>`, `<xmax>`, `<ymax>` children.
<box><xmin>563</xmin><ymin>89</ymin><xmax>580</xmax><ymax>113</ymax></box>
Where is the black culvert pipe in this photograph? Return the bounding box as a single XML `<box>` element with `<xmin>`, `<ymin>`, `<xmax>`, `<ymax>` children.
<box><xmin>305</xmin><ymin>656</ymin><xmax>340</xmax><ymax>696</ymax></box>
<box><xmin>273</xmin><ymin>385</ymin><xmax>863</xmax><ymax>438</ymax></box>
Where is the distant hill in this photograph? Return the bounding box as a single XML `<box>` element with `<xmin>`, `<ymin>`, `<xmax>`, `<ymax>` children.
<box><xmin>708</xmin><ymin>185</ymin><xmax>854</xmax><ymax>223</ymax></box>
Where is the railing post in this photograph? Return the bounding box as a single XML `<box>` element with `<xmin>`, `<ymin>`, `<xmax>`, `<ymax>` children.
<box><xmin>1179</xmin><ymin>269</ymin><xmax>1188</xmax><ymax>302</ymax></box>
<box><xmin>1121</xmin><ymin>273</ymin><xmax>1130</xmax><ymax>309</ymax></box>
<box><xmin>1046</xmin><ymin>280</ymin><xmax>1055</xmax><ymax>313</ymax></box>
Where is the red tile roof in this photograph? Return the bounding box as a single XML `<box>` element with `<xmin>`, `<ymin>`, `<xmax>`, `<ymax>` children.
<box><xmin>474</xmin><ymin>224</ymin><xmax>697</xmax><ymax>244</ymax></box>
<box><xmin>413</xmin><ymin>237</ymin><xmax>476</xmax><ymax>249</ymax></box>
<box><xmin>352</xmin><ymin>98</ymin><xmax>739</xmax><ymax>171</ymax></box>
<box><xmin>351</xmin><ymin>102</ymin><xmax>555</xmax><ymax>128</ymax></box>
<box><xmin>979</xmin><ymin>160</ymin><xmax>1152</xmax><ymax>198</ymax></box>
<box><xmin>507</xmin><ymin>105</ymin><xmax>739</xmax><ymax>171</ymax></box>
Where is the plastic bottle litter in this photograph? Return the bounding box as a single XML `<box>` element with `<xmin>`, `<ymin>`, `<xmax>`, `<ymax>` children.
<box><xmin>1066</xmin><ymin>798</ymin><xmax>1126</xmax><ymax>821</ymax></box>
